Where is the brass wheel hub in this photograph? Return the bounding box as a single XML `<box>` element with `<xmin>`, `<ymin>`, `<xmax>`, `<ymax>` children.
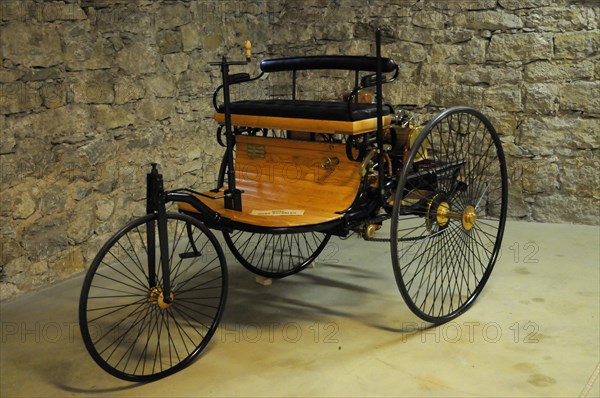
<box><xmin>427</xmin><ymin>195</ymin><xmax>478</xmax><ymax>232</ymax></box>
<box><xmin>462</xmin><ymin>205</ymin><xmax>478</xmax><ymax>231</ymax></box>
<box><xmin>436</xmin><ymin>202</ymin><xmax>450</xmax><ymax>227</ymax></box>
<box><xmin>426</xmin><ymin>194</ymin><xmax>451</xmax><ymax>232</ymax></box>
<box><xmin>149</xmin><ymin>287</ymin><xmax>174</xmax><ymax>309</ymax></box>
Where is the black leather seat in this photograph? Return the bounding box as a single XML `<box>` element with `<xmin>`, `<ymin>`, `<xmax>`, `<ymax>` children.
<box><xmin>219</xmin><ymin>100</ymin><xmax>393</xmax><ymax>122</ymax></box>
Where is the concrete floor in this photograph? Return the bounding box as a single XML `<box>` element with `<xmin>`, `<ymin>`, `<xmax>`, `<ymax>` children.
<box><xmin>1</xmin><ymin>221</ymin><xmax>599</xmax><ymax>397</ymax></box>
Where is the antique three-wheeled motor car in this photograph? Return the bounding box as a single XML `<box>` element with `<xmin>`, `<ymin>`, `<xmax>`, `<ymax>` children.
<box><xmin>79</xmin><ymin>30</ymin><xmax>508</xmax><ymax>381</ymax></box>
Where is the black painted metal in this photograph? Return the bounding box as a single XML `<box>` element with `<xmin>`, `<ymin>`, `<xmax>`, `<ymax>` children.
<box><xmin>183</xmin><ymin>222</ymin><xmax>200</xmax><ymax>257</ymax></box>
<box><xmin>146</xmin><ymin>164</ymin><xmax>172</xmax><ymax>304</ymax></box>
<box><xmin>354</xmin><ymin>70</ymin><xmax>359</xmax><ymax>102</ymax></box>
<box><xmin>212</xmin><ymin>72</ymin><xmax>264</xmax><ymax>112</ymax></box>
<box><xmin>165</xmin><ymin>191</ymin><xmax>221</xmax><ymax>226</ymax></box>
<box><xmin>215</xmin><ymin>57</ymin><xmax>243</xmax><ymax>211</ymax></box>
<box><xmin>145</xmin><ymin>165</ymin><xmax>157</xmax><ymax>287</ymax></box>
<box><xmin>260</xmin><ymin>55</ymin><xmax>398</xmax><ymax>73</ymax></box>
<box><xmin>292</xmin><ymin>69</ymin><xmax>297</xmax><ymax>100</ymax></box>
<box><xmin>216</xmin><ymin>54</ymin><xmax>399</xmax><ymax>124</ymax></box>
<box><xmin>375</xmin><ymin>29</ymin><xmax>386</xmax><ymax>200</ymax></box>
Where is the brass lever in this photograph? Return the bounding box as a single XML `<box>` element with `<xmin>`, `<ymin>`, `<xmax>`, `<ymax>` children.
<box><xmin>359</xmin><ymin>149</ymin><xmax>378</xmax><ymax>177</ymax></box>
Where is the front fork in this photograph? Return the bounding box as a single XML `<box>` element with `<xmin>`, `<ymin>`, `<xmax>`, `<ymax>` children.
<box><xmin>146</xmin><ymin>163</ymin><xmax>172</xmax><ymax>304</ymax></box>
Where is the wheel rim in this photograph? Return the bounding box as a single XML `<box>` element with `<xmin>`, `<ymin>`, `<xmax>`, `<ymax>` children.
<box><xmin>391</xmin><ymin>107</ymin><xmax>508</xmax><ymax>323</ymax></box>
<box><xmin>79</xmin><ymin>213</ymin><xmax>227</xmax><ymax>381</ymax></box>
<box><xmin>223</xmin><ymin>230</ymin><xmax>331</xmax><ymax>278</ymax></box>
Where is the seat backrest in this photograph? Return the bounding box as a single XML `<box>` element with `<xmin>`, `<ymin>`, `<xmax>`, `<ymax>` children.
<box><xmin>260</xmin><ymin>55</ymin><xmax>398</xmax><ymax>73</ymax></box>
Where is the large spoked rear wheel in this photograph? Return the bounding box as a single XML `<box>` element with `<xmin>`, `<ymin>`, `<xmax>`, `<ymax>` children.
<box><xmin>391</xmin><ymin>107</ymin><xmax>508</xmax><ymax>323</ymax></box>
<box><xmin>79</xmin><ymin>213</ymin><xmax>227</xmax><ymax>382</ymax></box>
<box><xmin>223</xmin><ymin>230</ymin><xmax>331</xmax><ymax>278</ymax></box>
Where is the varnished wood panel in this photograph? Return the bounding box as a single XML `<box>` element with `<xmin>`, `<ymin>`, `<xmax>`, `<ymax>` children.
<box><xmin>178</xmin><ymin>135</ymin><xmax>363</xmax><ymax>227</ymax></box>
<box><xmin>214</xmin><ymin>113</ymin><xmax>392</xmax><ymax>135</ymax></box>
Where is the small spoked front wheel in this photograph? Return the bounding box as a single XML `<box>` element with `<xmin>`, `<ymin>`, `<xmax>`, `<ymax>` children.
<box><xmin>79</xmin><ymin>213</ymin><xmax>227</xmax><ymax>382</ymax></box>
<box><xmin>223</xmin><ymin>230</ymin><xmax>331</xmax><ymax>278</ymax></box>
<box><xmin>391</xmin><ymin>107</ymin><xmax>508</xmax><ymax>324</ymax></box>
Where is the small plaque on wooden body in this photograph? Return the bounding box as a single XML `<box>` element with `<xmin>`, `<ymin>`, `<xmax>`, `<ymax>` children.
<box><xmin>247</xmin><ymin>143</ymin><xmax>265</xmax><ymax>158</ymax></box>
<box><xmin>250</xmin><ymin>209</ymin><xmax>305</xmax><ymax>216</ymax></box>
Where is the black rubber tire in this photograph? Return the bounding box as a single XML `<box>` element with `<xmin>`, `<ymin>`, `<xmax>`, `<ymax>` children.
<box><xmin>223</xmin><ymin>230</ymin><xmax>331</xmax><ymax>278</ymax></box>
<box><xmin>391</xmin><ymin>107</ymin><xmax>508</xmax><ymax>324</ymax></box>
<box><xmin>79</xmin><ymin>213</ymin><xmax>227</xmax><ymax>382</ymax></box>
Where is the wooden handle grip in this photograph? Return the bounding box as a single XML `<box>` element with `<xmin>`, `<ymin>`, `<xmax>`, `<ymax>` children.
<box><xmin>245</xmin><ymin>40</ymin><xmax>252</xmax><ymax>61</ymax></box>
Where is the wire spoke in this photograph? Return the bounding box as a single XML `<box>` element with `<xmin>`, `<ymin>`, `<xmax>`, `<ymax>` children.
<box><xmin>392</xmin><ymin>108</ymin><xmax>507</xmax><ymax>323</ymax></box>
<box><xmin>224</xmin><ymin>230</ymin><xmax>330</xmax><ymax>278</ymax></box>
<box><xmin>80</xmin><ymin>214</ymin><xmax>226</xmax><ymax>380</ymax></box>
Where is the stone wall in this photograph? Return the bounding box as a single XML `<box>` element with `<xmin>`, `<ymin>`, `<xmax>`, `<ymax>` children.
<box><xmin>0</xmin><ymin>0</ymin><xmax>598</xmax><ymax>300</ymax></box>
<box><xmin>269</xmin><ymin>0</ymin><xmax>599</xmax><ymax>224</ymax></box>
<box><xmin>0</xmin><ymin>0</ymin><xmax>276</xmax><ymax>300</ymax></box>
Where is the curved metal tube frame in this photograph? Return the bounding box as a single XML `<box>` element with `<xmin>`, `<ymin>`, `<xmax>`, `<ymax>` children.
<box><xmin>213</xmin><ymin>72</ymin><xmax>265</xmax><ymax>112</ymax></box>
